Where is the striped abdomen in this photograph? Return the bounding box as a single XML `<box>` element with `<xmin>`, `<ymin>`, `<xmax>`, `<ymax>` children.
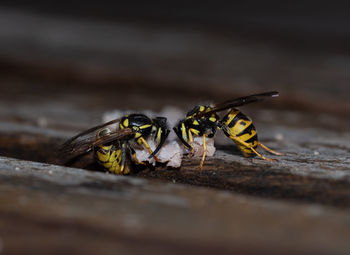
<box><xmin>95</xmin><ymin>144</ymin><xmax>131</xmax><ymax>175</ymax></box>
<box><xmin>220</xmin><ymin>108</ymin><xmax>258</xmax><ymax>157</ymax></box>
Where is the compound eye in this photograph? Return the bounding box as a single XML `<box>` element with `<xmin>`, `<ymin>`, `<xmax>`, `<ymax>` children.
<box><xmin>97</xmin><ymin>128</ymin><xmax>111</xmax><ymax>138</ymax></box>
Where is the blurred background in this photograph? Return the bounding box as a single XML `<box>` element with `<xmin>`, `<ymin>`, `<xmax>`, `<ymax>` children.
<box><xmin>0</xmin><ymin>1</ymin><xmax>349</xmax><ymax>115</ymax></box>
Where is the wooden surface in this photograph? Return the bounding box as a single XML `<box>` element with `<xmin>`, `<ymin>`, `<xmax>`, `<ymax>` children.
<box><xmin>1</xmin><ymin>156</ymin><xmax>350</xmax><ymax>255</ymax></box>
<box><xmin>0</xmin><ymin>5</ymin><xmax>350</xmax><ymax>255</ymax></box>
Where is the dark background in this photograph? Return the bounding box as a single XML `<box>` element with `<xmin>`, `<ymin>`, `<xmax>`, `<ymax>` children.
<box><xmin>1</xmin><ymin>1</ymin><xmax>350</xmax><ymax>107</ymax></box>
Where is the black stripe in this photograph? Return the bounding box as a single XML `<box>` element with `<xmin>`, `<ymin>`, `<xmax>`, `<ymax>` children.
<box><xmin>227</xmin><ymin>112</ymin><xmax>249</xmax><ymax>128</ymax></box>
<box><xmin>98</xmin><ymin>147</ymin><xmax>109</xmax><ymax>155</ymax></box>
<box><xmin>236</xmin><ymin>122</ymin><xmax>255</xmax><ymax>137</ymax></box>
<box><xmin>221</xmin><ymin>126</ymin><xmax>230</xmax><ymax>138</ymax></box>
<box><xmin>244</xmin><ymin>134</ymin><xmax>258</xmax><ymax>145</ymax></box>
<box><xmin>186</xmin><ymin>105</ymin><xmax>201</xmax><ymax>117</ymax></box>
<box><xmin>226</xmin><ymin>114</ymin><xmax>238</xmax><ymax>128</ymax></box>
<box><xmin>236</xmin><ymin>112</ymin><xmax>250</xmax><ymax>121</ymax></box>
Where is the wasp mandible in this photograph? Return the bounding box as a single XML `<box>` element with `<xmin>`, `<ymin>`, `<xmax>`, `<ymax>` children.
<box><xmin>173</xmin><ymin>91</ymin><xmax>284</xmax><ymax>170</ymax></box>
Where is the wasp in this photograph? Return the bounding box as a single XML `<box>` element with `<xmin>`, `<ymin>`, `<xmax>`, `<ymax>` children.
<box><xmin>173</xmin><ymin>91</ymin><xmax>284</xmax><ymax>170</ymax></box>
<box><xmin>60</xmin><ymin>114</ymin><xmax>170</xmax><ymax>174</ymax></box>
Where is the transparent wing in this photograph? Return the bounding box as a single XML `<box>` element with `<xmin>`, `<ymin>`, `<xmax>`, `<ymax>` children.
<box><xmin>59</xmin><ymin>118</ymin><xmax>134</xmax><ymax>162</ymax></box>
<box><xmin>197</xmin><ymin>91</ymin><xmax>279</xmax><ymax>117</ymax></box>
<box><xmin>62</xmin><ymin>118</ymin><xmax>121</xmax><ymax>145</ymax></box>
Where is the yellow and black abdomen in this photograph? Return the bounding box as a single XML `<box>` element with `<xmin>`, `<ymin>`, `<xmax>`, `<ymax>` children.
<box><xmin>220</xmin><ymin>108</ymin><xmax>259</xmax><ymax>157</ymax></box>
<box><xmin>95</xmin><ymin>144</ymin><xmax>131</xmax><ymax>175</ymax></box>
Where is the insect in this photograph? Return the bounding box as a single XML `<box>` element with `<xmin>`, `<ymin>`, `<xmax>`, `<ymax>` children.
<box><xmin>60</xmin><ymin>114</ymin><xmax>170</xmax><ymax>174</ymax></box>
<box><xmin>173</xmin><ymin>91</ymin><xmax>284</xmax><ymax>170</ymax></box>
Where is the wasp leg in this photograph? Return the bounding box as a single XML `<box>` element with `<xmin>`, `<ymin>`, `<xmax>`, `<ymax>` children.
<box><xmin>119</xmin><ymin>146</ymin><xmax>126</xmax><ymax>174</ymax></box>
<box><xmin>258</xmin><ymin>142</ymin><xmax>285</xmax><ymax>156</ymax></box>
<box><xmin>187</xmin><ymin>129</ymin><xmax>195</xmax><ymax>158</ymax></box>
<box><xmin>230</xmin><ymin>136</ymin><xmax>277</xmax><ymax>162</ymax></box>
<box><xmin>131</xmin><ymin>152</ymin><xmax>142</xmax><ymax>165</ymax></box>
<box><xmin>138</xmin><ymin>136</ymin><xmax>159</xmax><ymax>161</ymax></box>
<box><xmin>130</xmin><ymin>148</ymin><xmax>146</xmax><ymax>165</ymax></box>
<box><xmin>199</xmin><ymin>134</ymin><xmax>208</xmax><ymax>171</ymax></box>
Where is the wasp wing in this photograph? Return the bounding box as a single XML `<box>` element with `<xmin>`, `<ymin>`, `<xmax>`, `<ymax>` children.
<box><xmin>59</xmin><ymin>118</ymin><xmax>134</xmax><ymax>162</ymax></box>
<box><xmin>59</xmin><ymin>128</ymin><xmax>134</xmax><ymax>162</ymax></box>
<box><xmin>197</xmin><ymin>91</ymin><xmax>279</xmax><ymax>117</ymax></box>
<box><xmin>62</xmin><ymin>118</ymin><xmax>121</xmax><ymax>146</ymax></box>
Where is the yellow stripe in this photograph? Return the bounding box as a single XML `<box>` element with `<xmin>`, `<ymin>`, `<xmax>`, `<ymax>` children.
<box><xmin>123</xmin><ymin>166</ymin><xmax>130</xmax><ymax>175</ymax></box>
<box><xmin>193</xmin><ymin>120</ymin><xmax>199</xmax><ymax>125</ymax></box>
<box><xmin>103</xmin><ymin>162</ymin><xmax>112</xmax><ymax>169</ymax></box>
<box><xmin>100</xmin><ymin>144</ymin><xmax>112</xmax><ymax>150</ymax></box>
<box><xmin>181</xmin><ymin>123</ymin><xmax>188</xmax><ymax>141</ymax></box>
<box><xmin>209</xmin><ymin>117</ymin><xmax>216</xmax><ymax>122</ymax></box>
<box><xmin>140</xmin><ymin>124</ymin><xmax>152</xmax><ymax>129</ymax></box>
<box><xmin>225</xmin><ymin>110</ymin><xmax>240</xmax><ymax>126</ymax></box>
<box><xmin>190</xmin><ymin>128</ymin><xmax>200</xmax><ymax>136</ymax></box>
<box><xmin>115</xmin><ymin>149</ymin><xmax>122</xmax><ymax>163</ymax></box>
<box><xmin>123</xmin><ymin>118</ymin><xmax>129</xmax><ymax>127</ymax></box>
<box><xmin>239</xmin><ymin>130</ymin><xmax>257</xmax><ymax>142</ymax></box>
<box><xmin>238</xmin><ymin>145</ymin><xmax>254</xmax><ymax>157</ymax></box>
<box><xmin>229</xmin><ymin>119</ymin><xmax>253</xmax><ymax>138</ymax></box>
<box><xmin>97</xmin><ymin>150</ymin><xmax>110</xmax><ymax>162</ymax></box>
<box><xmin>111</xmin><ymin>160</ymin><xmax>121</xmax><ymax>173</ymax></box>
<box><xmin>109</xmin><ymin>150</ymin><xmax>117</xmax><ymax>162</ymax></box>
<box><xmin>156</xmin><ymin>128</ymin><xmax>162</xmax><ymax>144</ymax></box>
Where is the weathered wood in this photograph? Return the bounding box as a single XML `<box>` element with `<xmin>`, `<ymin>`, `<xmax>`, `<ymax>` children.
<box><xmin>1</xmin><ymin>156</ymin><xmax>350</xmax><ymax>255</ymax></box>
<box><xmin>0</xmin><ymin>7</ymin><xmax>349</xmax><ymax>116</ymax></box>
